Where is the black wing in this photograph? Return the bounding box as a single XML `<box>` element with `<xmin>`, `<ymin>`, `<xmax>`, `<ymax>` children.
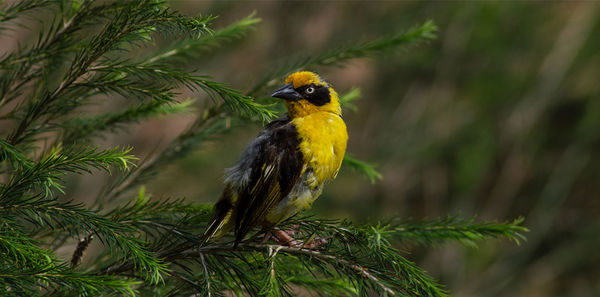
<box><xmin>228</xmin><ymin>116</ymin><xmax>305</xmax><ymax>246</ymax></box>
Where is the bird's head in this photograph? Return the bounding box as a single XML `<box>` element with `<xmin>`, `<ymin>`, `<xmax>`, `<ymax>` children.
<box><xmin>271</xmin><ymin>71</ymin><xmax>341</xmax><ymax>118</ymax></box>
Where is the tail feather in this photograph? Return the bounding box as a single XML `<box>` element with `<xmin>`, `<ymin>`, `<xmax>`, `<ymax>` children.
<box><xmin>201</xmin><ymin>211</ymin><xmax>227</xmax><ymax>245</ymax></box>
<box><xmin>201</xmin><ymin>191</ymin><xmax>234</xmax><ymax>245</ymax></box>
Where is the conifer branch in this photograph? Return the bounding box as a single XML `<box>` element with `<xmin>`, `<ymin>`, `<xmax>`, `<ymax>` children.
<box><xmin>0</xmin><ymin>223</ymin><xmax>50</xmax><ymax>265</ymax></box>
<box><xmin>146</xmin><ymin>12</ymin><xmax>261</xmax><ymax>64</ymax></box>
<box><xmin>391</xmin><ymin>217</ymin><xmax>529</xmax><ymax>247</ymax></box>
<box><xmin>0</xmin><ymin>137</ymin><xmax>32</xmax><ymax>170</ymax></box>
<box><xmin>0</xmin><ymin>0</ymin><xmax>99</xmax><ymax>108</ymax></box>
<box><xmin>78</xmin><ymin>62</ymin><xmax>272</xmax><ymax>124</ymax></box>
<box><xmin>61</xmin><ymin>99</ymin><xmax>195</xmax><ymax>144</ymax></box>
<box><xmin>339</xmin><ymin>87</ymin><xmax>361</xmax><ymax>112</ymax></box>
<box><xmin>248</xmin><ymin>20</ymin><xmax>437</xmax><ymax>95</ymax></box>
<box><xmin>0</xmin><ymin>146</ymin><xmax>134</xmax><ymax>202</ymax></box>
<box><xmin>0</xmin><ymin>199</ymin><xmax>168</xmax><ymax>283</ymax></box>
<box><xmin>98</xmin><ymin>213</ymin><xmax>525</xmax><ymax>296</ymax></box>
<box><xmin>199</xmin><ymin>79</ymin><xmax>275</xmax><ymax>122</ymax></box>
<box><xmin>0</xmin><ymin>0</ymin><xmax>56</xmax><ymax>27</ymax></box>
<box><xmin>5</xmin><ymin>0</ymin><xmax>214</xmax><ymax>146</ymax></box>
<box><xmin>0</xmin><ymin>265</ymin><xmax>139</xmax><ymax>296</ymax></box>
<box><xmin>343</xmin><ymin>154</ymin><xmax>382</xmax><ymax>184</ymax></box>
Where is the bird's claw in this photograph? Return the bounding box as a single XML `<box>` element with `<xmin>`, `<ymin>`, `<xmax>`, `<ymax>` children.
<box><xmin>265</xmin><ymin>228</ymin><xmax>330</xmax><ymax>249</ymax></box>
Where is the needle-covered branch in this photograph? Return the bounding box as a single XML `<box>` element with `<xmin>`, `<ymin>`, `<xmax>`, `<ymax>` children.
<box><xmin>0</xmin><ymin>1</ymin><xmax>527</xmax><ymax>296</ymax></box>
<box><xmin>248</xmin><ymin>20</ymin><xmax>437</xmax><ymax>96</ymax></box>
<box><xmin>61</xmin><ymin>99</ymin><xmax>196</xmax><ymax>144</ymax></box>
<box><xmin>0</xmin><ymin>146</ymin><xmax>134</xmax><ymax>203</ymax></box>
<box><xmin>146</xmin><ymin>12</ymin><xmax>261</xmax><ymax>64</ymax></box>
<box><xmin>390</xmin><ymin>216</ymin><xmax>528</xmax><ymax>247</ymax></box>
<box><xmin>0</xmin><ymin>264</ymin><xmax>140</xmax><ymax>296</ymax></box>
<box><xmin>343</xmin><ymin>154</ymin><xmax>383</xmax><ymax>184</ymax></box>
<box><xmin>3</xmin><ymin>0</ymin><xmax>214</xmax><ymax>145</ymax></box>
<box><xmin>98</xmin><ymin>212</ymin><xmax>525</xmax><ymax>297</ymax></box>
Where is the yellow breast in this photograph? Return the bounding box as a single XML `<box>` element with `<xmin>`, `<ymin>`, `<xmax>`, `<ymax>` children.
<box><xmin>292</xmin><ymin>112</ymin><xmax>348</xmax><ymax>186</ymax></box>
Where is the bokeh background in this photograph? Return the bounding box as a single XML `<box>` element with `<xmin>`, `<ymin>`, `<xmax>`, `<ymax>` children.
<box><xmin>26</xmin><ymin>1</ymin><xmax>600</xmax><ymax>297</ymax></box>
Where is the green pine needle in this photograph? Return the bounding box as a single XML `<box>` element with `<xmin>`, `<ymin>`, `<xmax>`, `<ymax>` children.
<box><xmin>339</xmin><ymin>87</ymin><xmax>362</xmax><ymax>112</ymax></box>
<box><xmin>391</xmin><ymin>216</ymin><xmax>529</xmax><ymax>247</ymax></box>
<box><xmin>248</xmin><ymin>20</ymin><xmax>437</xmax><ymax>96</ymax></box>
<box><xmin>146</xmin><ymin>12</ymin><xmax>261</xmax><ymax>64</ymax></box>
<box><xmin>0</xmin><ymin>146</ymin><xmax>135</xmax><ymax>202</ymax></box>
<box><xmin>343</xmin><ymin>154</ymin><xmax>383</xmax><ymax>184</ymax></box>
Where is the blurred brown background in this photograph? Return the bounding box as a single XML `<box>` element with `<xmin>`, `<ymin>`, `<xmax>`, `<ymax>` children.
<box><xmin>29</xmin><ymin>1</ymin><xmax>600</xmax><ymax>296</ymax></box>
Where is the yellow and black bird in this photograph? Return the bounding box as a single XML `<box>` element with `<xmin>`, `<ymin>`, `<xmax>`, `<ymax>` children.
<box><xmin>203</xmin><ymin>71</ymin><xmax>348</xmax><ymax>247</ymax></box>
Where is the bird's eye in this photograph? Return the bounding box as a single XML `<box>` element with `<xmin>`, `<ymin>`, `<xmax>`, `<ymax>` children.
<box><xmin>306</xmin><ymin>87</ymin><xmax>315</xmax><ymax>94</ymax></box>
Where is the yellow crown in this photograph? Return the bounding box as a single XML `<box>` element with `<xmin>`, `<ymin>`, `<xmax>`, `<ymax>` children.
<box><xmin>285</xmin><ymin>71</ymin><xmax>326</xmax><ymax>89</ymax></box>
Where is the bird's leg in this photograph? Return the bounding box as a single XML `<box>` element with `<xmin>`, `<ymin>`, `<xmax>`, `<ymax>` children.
<box><xmin>259</xmin><ymin>231</ymin><xmax>273</xmax><ymax>245</ymax></box>
<box><xmin>271</xmin><ymin>229</ymin><xmax>300</xmax><ymax>246</ymax></box>
<box><xmin>264</xmin><ymin>225</ymin><xmax>329</xmax><ymax>249</ymax></box>
<box><xmin>301</xmin><ymin>235</ymin><xmax>331</xmax><ymax>249</ymax></box>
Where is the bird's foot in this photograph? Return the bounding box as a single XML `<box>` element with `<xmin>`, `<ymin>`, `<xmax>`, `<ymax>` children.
<box><xmin>263</xmin><ymin>227</ymin><xmax>330</xmax><ymax>249</ymax></box>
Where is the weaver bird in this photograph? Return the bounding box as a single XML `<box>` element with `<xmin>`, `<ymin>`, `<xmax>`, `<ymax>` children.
<box><xmin>203</xmin><ymin>71</ymin><xmax>348</xmax><ymax>247</ymax></box>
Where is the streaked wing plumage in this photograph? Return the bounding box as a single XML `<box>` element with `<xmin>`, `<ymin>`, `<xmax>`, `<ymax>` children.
<box><xmin>225</xmin><ymin>116</ymin><xmax>305</xmax><ymax>245</ymax></box>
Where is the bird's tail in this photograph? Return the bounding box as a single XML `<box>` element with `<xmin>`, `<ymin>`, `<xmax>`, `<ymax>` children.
<box><xmin>200</xmin><ymin>189</ymin><xmax>234</xmax><ymax>245</ymax></box>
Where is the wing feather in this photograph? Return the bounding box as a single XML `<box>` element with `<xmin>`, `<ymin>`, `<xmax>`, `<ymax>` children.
<box><xmin>230</xmin><ymin>117</ymin><xmax>304</xmax><ymax>246</ymax></box>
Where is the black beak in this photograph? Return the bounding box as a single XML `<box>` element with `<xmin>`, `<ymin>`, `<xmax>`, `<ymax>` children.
<box><xmin>271</xmin><ymin>83</ymin><xmax>302</xmax><ymax>101</ymax></box>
